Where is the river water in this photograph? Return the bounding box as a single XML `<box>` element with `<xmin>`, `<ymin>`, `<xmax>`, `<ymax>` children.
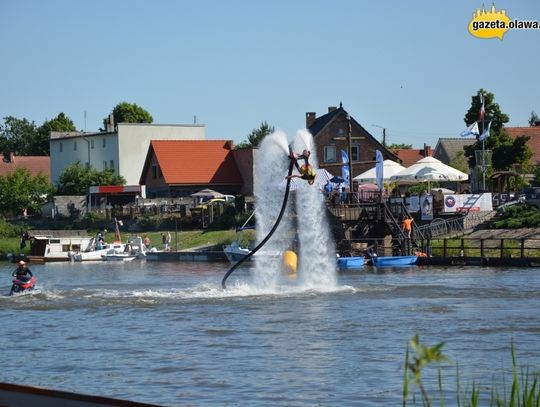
<box><xmin>1</xmin><ymin>260</ymin><xmax>539</xmax><ymax>406</ymax></box>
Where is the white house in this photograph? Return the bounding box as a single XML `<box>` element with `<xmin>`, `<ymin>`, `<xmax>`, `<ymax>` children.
<box><xmin>50</xmin><ymin>122</ymin><xmax>205</xmax><ymax>185</ymax></box>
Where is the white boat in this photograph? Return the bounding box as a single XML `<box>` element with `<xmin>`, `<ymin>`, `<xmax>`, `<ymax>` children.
<box><xmin>223</xmin><ymin>240</ymin><xmax>252</xmax><ymax>263</ymax></box>
<box><xmin>70</xmin><ymin>242</ymin><xmax>125</xmax><ymax>262</ymax></box>
<box><xmin>27</xmin><ymin>235</ymin><xmax>95</xmax><ymax>263</ymax></box>
<box><xmin>102</xmin><ymin>236</ymin><xmax>148</xmax><ymax>261</ymax></box>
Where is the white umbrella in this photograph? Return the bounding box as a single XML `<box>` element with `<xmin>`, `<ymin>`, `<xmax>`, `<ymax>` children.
<box><xmin>390</xmin><ymin>156</ymin><xmax>468</xmax><ymax>183</ymax></box>
<box><xmin>353</xmin><ymin>160</ymin><xmax>406</xmax><ymax>183</ymax></box>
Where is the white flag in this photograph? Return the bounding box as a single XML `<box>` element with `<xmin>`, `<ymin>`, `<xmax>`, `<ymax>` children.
<box><xmin>460</xmin><ymin>122</ymin><xmax>480</xmax><ymax>137</ymax></box>
<box><xmin>479</xmin><ymin>120</ymin><xmax>492</xmax><ymax>141</ymax></box>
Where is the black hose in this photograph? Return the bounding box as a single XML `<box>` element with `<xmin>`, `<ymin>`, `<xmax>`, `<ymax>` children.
<box><xmin>221</xmin><ymin>159</ymin><xmax>295</xmax><ymax>289</ymax></box>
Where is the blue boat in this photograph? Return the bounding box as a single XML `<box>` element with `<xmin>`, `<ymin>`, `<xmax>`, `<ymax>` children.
<box><xmin>337</xmin><ymin>256</ymin><xmax>365</xmax><ymax>269</ymax></box>
<box><xmin>371</xmin><ymin>255</ymin><xmax>418</xmax><ymax>267</ymax></box>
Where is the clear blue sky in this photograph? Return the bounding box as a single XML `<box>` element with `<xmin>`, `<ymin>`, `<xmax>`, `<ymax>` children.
<box><xmin>1</xmin><ymin>0</ymin><xmax>539</xmax><ymax>149</ymax></box>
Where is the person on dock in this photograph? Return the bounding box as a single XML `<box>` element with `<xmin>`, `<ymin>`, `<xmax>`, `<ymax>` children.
<box><xmin>402</xmin><ymin>216</ymin><xmax>413</xmax><ymax>239</ymax></box>
<box><xmin>286</xmin><ymin>147</ymin><xmax>316</xmax><ymax>185</ymax></box>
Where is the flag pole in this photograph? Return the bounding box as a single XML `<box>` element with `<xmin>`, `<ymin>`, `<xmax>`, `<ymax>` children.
<box><xmin>346</xmin><ymin>114</ymin><xmax>354</xmax><ymax>194</ymax></box>
<box><xmin>481</xmin><ymin>92</ymin><xmax>486</xmax><ymax>191</ymax></box>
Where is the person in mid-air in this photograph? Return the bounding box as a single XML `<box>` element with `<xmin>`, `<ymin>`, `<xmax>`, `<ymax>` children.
<box><xmin>12</xmin><ymin>260</ymin><xmax>33</xmax><ymax>279</ymax></box>
<box><xmin>286</xmin><ymin>148</ymin><xmax>316</xmax><ymax>185</ymax></box>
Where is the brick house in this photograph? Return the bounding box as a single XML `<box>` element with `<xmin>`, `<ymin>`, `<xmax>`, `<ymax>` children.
<box><xmin>306</xmin><ymin>103</ymin><xmax>400</xmax><ymax>178</ymax></box>
<box><xmin>139</xmin><ymin>140</ymin><xmax>243</xmax><ymax>198</ymax></box>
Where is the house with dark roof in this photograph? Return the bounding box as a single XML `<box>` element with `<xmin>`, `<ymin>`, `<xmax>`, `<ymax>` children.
<box><xmin>306</xmin><ymin>103</ymin><xmax>400</xmax><ymax>178</ymax></box>
<box><xmin>139</xmin><ymin>140</ymin><xmax>243</xmax><ymax>198</ymax></box>
<box><xmin>433</xmin><ymin>138</ymin><xmax>476</xmax><ymax>166</ymax></box>
<box><xmin>0</xmin><ymin>153</ymin><xmax>51</xmax><ymax>182</ymax></box>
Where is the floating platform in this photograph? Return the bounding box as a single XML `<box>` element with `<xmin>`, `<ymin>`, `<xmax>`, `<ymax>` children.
<box><xmin>146</xmin><ymin>250</ymin><xmax>227</xmax><ymax>262</ymax></box>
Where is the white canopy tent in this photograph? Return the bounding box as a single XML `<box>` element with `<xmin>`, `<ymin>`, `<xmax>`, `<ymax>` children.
<box><xmin>353</xmin><ymin>160</ymin><xmax>407</xmax><ymax>184</ymax></box>
<box><xmin>390</xmin><ymin>156</ymin><xmax>468</xmax><ymax>183</ymax></box>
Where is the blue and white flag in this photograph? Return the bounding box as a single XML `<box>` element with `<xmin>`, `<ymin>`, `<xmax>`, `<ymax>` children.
<box><xmin>341</xmin><ymin>150</ymin><xmax>349</xmax><ymax>186</ymax></box>
<box><xmin>375</xmin><ymin>149</ymin><xmax>384</xmax><ymax>191</ymax></box>
<box><xmin>479</xmin><ymin>120</ymin><xmax>492</xmax><ymax>141</ymax></box>
<box><xmin>460</xmin><ymin>122</ymin><xmax>480</xmax><ymax>137</ymax></box>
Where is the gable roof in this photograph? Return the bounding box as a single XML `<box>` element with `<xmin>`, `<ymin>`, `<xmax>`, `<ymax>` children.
<box><xmin>308</xmin><ymin>105</ymin><xmax>400</xmax><ymax>161</ymax></box>
<box><xmin>0</xmin><ymin>155</ymin><xmax>51</xmax><ymax>181</ymax></box>
<box><xmin>391</xmin><ymin>146</ymin><xmax>432</xmax><ymax>167</ymax></box>
<box><xmin>433</xmin><ymin>138</ymin><xmax>476</xmax><ymax>165</ymax></box>
<box><xmin>505</xmin><ymin>126</ymin><xmax>540</xmax><ymax>164</ymax></box>
<box><xmin>141</xmin><ymin>140</ymin><xmax>242</xmax><ymax>185</ymax></box>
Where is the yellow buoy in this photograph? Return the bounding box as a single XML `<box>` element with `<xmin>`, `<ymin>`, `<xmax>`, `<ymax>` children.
<box><xmin>282</xmin><ymin>250</ymin><xmax>298</xmax><ymax>274</ymax></box>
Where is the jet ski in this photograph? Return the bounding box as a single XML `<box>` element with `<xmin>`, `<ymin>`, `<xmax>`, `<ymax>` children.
<box><xmin>10</xmin><ymin>275</ymin><xmax>37</xmax><ymax>296</ymax></box>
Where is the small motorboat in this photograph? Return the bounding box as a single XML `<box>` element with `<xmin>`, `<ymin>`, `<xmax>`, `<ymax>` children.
<box><xmin>337</xmin><ymin>256</ymin><xmax>365</xmax><ymax>269</ymax></box>
<box><xmin>223</xmin><ymin>240</ymin><xmax>252</xmax><ymax>263</ymax></box>
<box><xmin>10</xmin><ymin>275</ymin><xmax>37</xmax><ymax>295</ymax></box>
<box><xmin>371</xmin><ymin>255</ymin><xmax>418</xmax><ymax>267</ymax></box>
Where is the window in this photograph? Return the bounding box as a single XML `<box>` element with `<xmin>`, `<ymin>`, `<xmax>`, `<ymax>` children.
<box><xmin>59</xmin><ymin>142</ymin><xmax>63</xmax><ymax>152</ymax></box>
<box><xmin>152</xmin><ymin>165</ymin><xmax>158</xmax><ymax>179</ymax></box>
<box><xmin>74</xmin><ymin>141</ymin><xmax>77</xmax><ymax>151</ymax></box>
<box><xmin>351</xmin><ymin>145</ymin><xmax>360</xmax><ymax>161</ymax></box>
<box><xmin>110</xmin><ymin>160</ymin><xmax>114</xmax><ymax>170</ymax></box>
<box><xmin>102</xmin><ymin>138</ymin><xmax>106</xmax><ymax>148</ymax></box>
<box><xmin>324</xmin><ymin>145</ymin><xmax>336</xmax><ymax>163</ymax></box>
<box><xmin>103</xmin><ymin>161</ymin><xmax>107</xmax><ymax>170</ymax></box>
<box><xmin>90</xmin><ymin>140</ymin><xmax>94</xmax><ymax>149</ymax></box>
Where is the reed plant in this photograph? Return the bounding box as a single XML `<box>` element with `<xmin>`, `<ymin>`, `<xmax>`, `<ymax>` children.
<box><xmin>403</xmin><ymin>336</ymin><xmax>540</xmax><ymax>407</ymax></box>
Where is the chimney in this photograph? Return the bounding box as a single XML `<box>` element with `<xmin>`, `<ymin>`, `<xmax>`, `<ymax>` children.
<box><xmin>306</xmin><ymin>112</ymin><xmax>316</xmax><ymax>128</ymax></box>
<box><xmin>328</xmin><ymin>106</ymin><xmax>337</xmax><ymax>113</ymax></box>
<box><xmin>107</xmin><ymin>114</ymin><xmax>115</xmax><ymax>132</ymax></box>
<box><xmin>423</xmin><ymin>143</ymin><xmax>432</xmax><ymax>157</ymax></box>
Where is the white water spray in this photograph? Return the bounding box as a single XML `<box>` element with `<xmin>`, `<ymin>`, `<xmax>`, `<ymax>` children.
<box><xmin>251</xmin><ymin>129</ymin><xmax>337</xmax><ymax>290</ymax></box>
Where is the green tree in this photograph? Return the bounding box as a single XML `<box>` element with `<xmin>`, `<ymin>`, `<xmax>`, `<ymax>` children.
<box><xmin>236</xmin><ymin>121</ymin><xmax>274</xmax><ymax>149</ymax></box>
<box><xmin>103</xmin><ymin>102</ymin><xmax>153</xmax><ymax>129</ymax></box>
<box><xmin>0</xmin><ymin>168</ymin><xmax>52</xmax><ymax>217</ymax></box>
<box><xmin>56</xmin><ymin>161</ymin><xmax>125</xmax><ymax>195</ymax></box>
<box><xmin>0</xmin><ymin>116</ymin><xmax>39</xmax><ymax>155</ymax></box>
<box><xmin>35</xmin><ymin>112</ymin><xmax>77</xmax><ymax>155</ymax></box>
<box><xmin>462</xmin><ymin>89</ymin><xmax>525</xmax><ymax>171</ymax></box>
<box><xmin>529</xmin><ymin>110</ymin><xmax>539</xmax><ymax>126</ymax></box>
<box><xmin>450</xmin><ymin>150</ymin><xmax>469</xmax><ymax>173</ymax></box>
<box><xmin>388</xmin><ymin>143</ymin><xmax>412</xmax><ymax>149</ymax></box>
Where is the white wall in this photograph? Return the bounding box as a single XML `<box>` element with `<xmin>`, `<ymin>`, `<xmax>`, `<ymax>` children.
<box><xmin>117</xmin><ymin>123</ymin><xmax>205</xmax><ymax>185</ymax></box>
<box><xmin>50</xmin><ymin>124</ymin><xmax>205</xmax><ymax>186</ymax></box>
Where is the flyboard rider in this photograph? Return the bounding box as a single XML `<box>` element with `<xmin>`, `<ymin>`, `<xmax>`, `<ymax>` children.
<box><xmin>286</xmin><ymin>147</ymin><xmax>316</xmax><ymax>185</ymax></box>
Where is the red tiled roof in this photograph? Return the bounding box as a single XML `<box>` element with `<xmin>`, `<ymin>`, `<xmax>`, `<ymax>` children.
<box><xmin>0</xmin><ymin>156</ymin><xmax>50</xmax><ymax>181</ymax></box>
<box><xmin>391</xmin><ymin>147</ymin><xmax>432</xmax><ymax>167</ymax></box>
<box><xmin>506</xmin><ymin>126</ymin><xmax>540</xmax><ymax>164</ymax></box>
<box><xmin>149</xmin><ymin>140</ymin><xmax>242</xmax><ymax>185</ymax></box>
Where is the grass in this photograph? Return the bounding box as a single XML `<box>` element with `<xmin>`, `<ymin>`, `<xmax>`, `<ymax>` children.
<box><xmin>403</xmin><ymin>336</ymin><xmax>540</xmax><ymax>407</ymax></box>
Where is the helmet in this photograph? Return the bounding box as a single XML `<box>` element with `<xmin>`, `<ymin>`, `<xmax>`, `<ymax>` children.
<box><xmin>18</xmin><ymin>260</ymin><xmax>26</xmax><ymax>266</ymax></box>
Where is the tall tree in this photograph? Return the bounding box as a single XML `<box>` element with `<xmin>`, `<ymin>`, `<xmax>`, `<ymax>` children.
<box><xmin>56</xmin><ymin>161</ymin><xmax>125</xmax><ymax>195</ymax></box>
<box><xmin>0</xmin><ymin>116</ymin><xmax>39</xmax><ymax>155</ymax></box>
<box><xmin>35</xmin><ymin>112</ymin><xmax>77</xmax><ymax>155</ymax></box>
<box><xmin>0</xmin><ymin>168</ymin><xmax>52</xmax><ymax>217</ymax></box>
<box><xmin>462</xmin><ymin>89</ymin><xmax>521</xmax><ymax>170</ymax></box>
<box><xmin>236</xmin><ymin>121</ymin><xmax>274</xmax><ymax>149</ymax></box>
<box><xmin>529</xmin><ymin>110</ymin><xmax>539</xmax><ymax>126</ymax></box>
<box><xmin>103</xmin><ymin>102</ymin><xmax>153</xmax><ymax>129</ymax></box>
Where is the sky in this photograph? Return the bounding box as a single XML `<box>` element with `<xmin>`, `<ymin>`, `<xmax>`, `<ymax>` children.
<box><xmin>1</xmin><ymin>0</ymin><xmax>539</xmax><ymax>149</ymax></box>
